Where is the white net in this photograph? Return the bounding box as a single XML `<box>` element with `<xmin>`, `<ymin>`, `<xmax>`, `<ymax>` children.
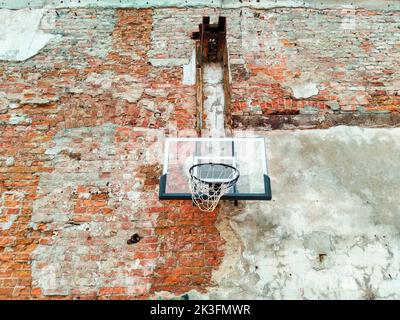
<box><xmin>189</xmin><ymin>163</ymin><xmax>240</xmax><ymax>212</ymax></box>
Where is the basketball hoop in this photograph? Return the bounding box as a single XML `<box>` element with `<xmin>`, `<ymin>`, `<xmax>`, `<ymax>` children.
<box><xmin>159</xmin><ymin>137</ymin><xmax>272</xmax><ymax>203</ymax></box>
<box><xmin>189</xmin><ymin>163</ymin><xmax>240</xmax><ymax>212</ymax></box>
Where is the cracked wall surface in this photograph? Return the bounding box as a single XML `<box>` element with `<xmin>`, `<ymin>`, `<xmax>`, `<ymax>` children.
<box><xmin>27</xmin><ymin>125</ymin><xmax>400</xmax><ymax>300</ymax></box>
<box><xmin>180</xmin><ymin>126</ymin><xmax>400</xmax><ymax>300</ymax></box>
<box><xmin>0</xmin><ymin>4</ymin><xmax>399</xmax><ymax>299</ymax></box>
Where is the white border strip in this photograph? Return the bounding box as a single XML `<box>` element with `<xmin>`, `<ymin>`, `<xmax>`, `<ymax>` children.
<box><xmin>2</xmin><ymin>0</ymin><xmax>399</xmax><ymax>11</ymax></box>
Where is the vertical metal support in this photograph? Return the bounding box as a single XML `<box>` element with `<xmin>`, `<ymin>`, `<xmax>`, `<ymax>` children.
<box><xmin>201</xmin><ymin>17</ymin><xmax>210</xmax><ymax>61</ymax></box>
<box><xmin>192</xmin><ymin>16</ymin><xmax>230</xmax><ymax>136</ymax></box>
<box><xmin>216</xmin><ymin>17</ymin><xmax>226</xmax><ymax>62</ymax></box>
<box><xmin>222</xmin><ymin>30</ymin><xmax>232</xmax><ymax>136</ymax></box>
<box><xmin>195</xmin><ymin>41</ymin><xmax>204</xmax><ymax>136</ymax></box>
<box><xmin>196</xmin><ymin>16</ymin><xmax>226</xmax><ymax>63</ymax></box>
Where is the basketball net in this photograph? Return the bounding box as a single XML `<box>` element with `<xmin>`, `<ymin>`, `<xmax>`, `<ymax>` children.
<box><xmin>189</xmin><ymin>163</ymin><xmax>240</xmax><ymax>212</ymax></box>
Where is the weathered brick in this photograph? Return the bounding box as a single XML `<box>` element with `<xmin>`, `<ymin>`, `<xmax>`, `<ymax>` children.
<box><xmin>0</xmin><ymin>4</ymin><xmax>399</xmax><ymax>301</ymax></box>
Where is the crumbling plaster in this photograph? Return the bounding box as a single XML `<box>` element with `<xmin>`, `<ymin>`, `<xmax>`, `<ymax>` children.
<box><xmin>0</xmin><ymin>9</ymin><xmax>59</xmax><ymax>61</ymax></box>
<box><xmin>30</xmin><ymin>125</ymin><xmax>400</xmax><ymax>299</ymax></box>
<box><xmin>177</xmin><ymin>126</ymin><xmax>400</xmax><ymax>300</ymax></box>
<box><xmin>31</xmin><ymin>124</ymin><xmax>164</xmax><ymax>296</ymax></box>
<box><xmin>0</xmin><ymin>1</ymin><xmax>399</xmax><ymax>300</ymax></box>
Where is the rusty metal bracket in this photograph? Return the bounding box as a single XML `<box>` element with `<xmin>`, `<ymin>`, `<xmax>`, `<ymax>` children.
<box><xmin>192</xmin><ymin>16</ymin><xmax>226</xmax><ymax>63</ymax></box>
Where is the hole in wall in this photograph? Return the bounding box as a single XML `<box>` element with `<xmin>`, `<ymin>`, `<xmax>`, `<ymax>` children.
<box><xmin>127</xmin><ymin>233</ymin><xmax>142</xmax><ymax>245</ymax></box>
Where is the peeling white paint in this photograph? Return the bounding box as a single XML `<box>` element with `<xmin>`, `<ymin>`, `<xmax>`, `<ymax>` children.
<box><xmin>290</xmin><ymin>82</ymin><xmax>319</xmax><ymax>99</ymax></box>
<box><xmin>0</xmin><ymin>9</ymin><xmax>58</xmax><ymax>61</ymax></box>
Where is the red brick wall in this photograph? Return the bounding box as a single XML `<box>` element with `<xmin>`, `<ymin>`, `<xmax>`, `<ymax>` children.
<box><xmin>0</xmin><ymin>7</ymin><xmax>399</xmax><ymax>299</ymax></box>
<box><xmin>0</xmin><ymin>8</ymin><xmax>213</xmax><ymax>299</ymax></box>
<box><xmin>229</xmin><ymin>8</ymin><xmax>400</xmax><ymax>117</ymax></box>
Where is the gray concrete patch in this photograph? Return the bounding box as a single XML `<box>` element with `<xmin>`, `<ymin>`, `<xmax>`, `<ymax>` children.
<box><xmin>162</xmin><ymin>126</ymin><xmax>400</xmax><ymax>300</ymax></box>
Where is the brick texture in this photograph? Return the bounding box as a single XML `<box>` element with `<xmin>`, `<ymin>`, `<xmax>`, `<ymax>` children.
<box><xmin>0</xmin><ymin>6</ymin><xmax>399</xmax><ymax>299</ymax></box>
<box><xmin>151</xmin><ymin>8</ymin><xmax>399</xmax><ymax>120</ymax></box>
<box><xmin>229</xmin><ymin>8</ymin><xmax>400</xmax><ymax>118</ymax></box>
<box><xmin>0</xmin><ymin>8</ymin><xmax>203</xmax><ymax>299</ymax></box>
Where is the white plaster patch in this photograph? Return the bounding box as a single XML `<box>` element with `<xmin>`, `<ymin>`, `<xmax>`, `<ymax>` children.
<box><xmin>149</xmin><ymin>58</ymin><xmax>189</xmax><ymax>67</ymax></box>
<box><xmin>9</xmin><ymin>102</ymin><xmax>20</xmax><ymax>109</ymax></box>
<box><xmin>340</xmin><ymin>5</ymin><xmax>357</xmax><ymax>30</ymax></box>
<box><xmin>0</xmin><ymin>9</ymin><xmax>58</xmax><ymax>61</ymax></box>
<box><xmin>203</xmin><ymin>62</ymin><xmax>224</xmax><ymax>84</ymax></box>
<box><xmin>290</xmin><ymin>82</ymin><xmax>319</xmax><ymax>99</ymax></box>
<box><xmin>5</xmin><ymin>157</ymin><xmax>15</xmax><ymax>167</ymax></box>
<box><xmin>8</xmin><ymin>113</ymin><xmax>32</xmax><ymax>125</ymax></box>
<box><xmin>203</xmin><ymin>62</ymin><xmax>226</xmax><ymax>137</ymax></box>
<box><xmin>182</xmin><ymin>48</ymin><xmax>196</xmax><ymax>85</ymax></box>
<box><xmin>32</xmin><ymin>263</ymin><xmax>70</xmax><ymax>296</ymax></box>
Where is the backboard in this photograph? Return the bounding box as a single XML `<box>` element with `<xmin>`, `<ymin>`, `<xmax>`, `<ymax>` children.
<box><xmin>159</xmin><ymin>137</ymin><xmax>272</xmax><ymax>201</ymax></box>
